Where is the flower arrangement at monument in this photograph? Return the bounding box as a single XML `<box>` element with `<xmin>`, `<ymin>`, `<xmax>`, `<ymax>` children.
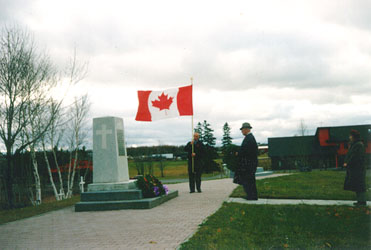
<box><xmin>135</xmin><ymin>175</ymin><xmax>169</xmax><ymax>198</ymax></box>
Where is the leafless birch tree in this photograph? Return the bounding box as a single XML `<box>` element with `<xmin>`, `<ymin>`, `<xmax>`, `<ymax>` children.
<box><xmin>40</xmin><ymin>52</ymin><xmax>88</xmax><ymax>201</ymax></box>
<box><xmin>40</xmin><ymin>101</ymin><xmax>63</xmax><ymax>201</ymax></box>
<box><xmin>66</xmin><ymin>94</ymin><xmax>90</xmax><ymax>198</ymax></box>
<box><xmin>0</xmin><ymin>26</ymin><xmax>58</xmax><ymax>208</ymax></box>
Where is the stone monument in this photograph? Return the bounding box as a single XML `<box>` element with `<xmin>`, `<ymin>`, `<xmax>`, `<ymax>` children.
<box><xmin>88</xmin><ymin>116</ymin><xmax>135</xmax><ymax>191</ymax></box>
<box><xmin>75</xmin><ymin>116</ymin><xmax>177</xmax><ymax>212</ymax></box>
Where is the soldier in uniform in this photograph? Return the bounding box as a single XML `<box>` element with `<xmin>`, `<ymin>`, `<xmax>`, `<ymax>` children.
<box><xmin>184</xmin><ymin>132</ymin><xmax>204</xmax><ymax>193</ymax></box>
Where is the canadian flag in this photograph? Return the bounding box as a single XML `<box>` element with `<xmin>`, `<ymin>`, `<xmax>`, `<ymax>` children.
<box><xmin>135</xmin><ymin>85</ymin><xmax>193</xmax><ymax>121</ymax></box>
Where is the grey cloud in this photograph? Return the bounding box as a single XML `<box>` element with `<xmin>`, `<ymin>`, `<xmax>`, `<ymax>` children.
<box><xmin>4</xmin><ymin>0</ymin><xmax>369</xmax><ymax>147</ymax></box>
<box><xmin>324</xmin><ymin>0</ymin><xmax>371</xmax><ymax>31</ymax></box>
<box><xmin>256</xmin><ymin>104</ymin><xmax>294</xmax><ymax>121</ymax></box>
<box><xmin>37</xmin><ymin>21</ymin><xmax>133</xmax><ymax>57</ymax></box>
<box><xmin>26</xmin><ymin>2</ymin><xmax>370</xmax><ymax>97</ymax></box>
<box><xmin>180</xmin><ymin>32</ymin><xmax>333</xmax><ymax>90</ymax></box>
<box><xmin>0</xmin><ymin>0</ymin><xmax>27</xmax><ymax>22</ymax></box>
<box><xmin>308</xmin><ymin>90</ymin><xmax>350</xmax><ymax>105</ymax></box>
<box><xmin>180</xmin><ymin>25</ymin><xmax>371</xmax><ymax>94</ymax></box>
<box><xmin>125</xmin><ymin>119</ymin><xmax>193</xmax><ymax>146</ymax></box>
<box><xmin>215</xmin><ymin>29</ymin><xmax>331</xmax><ymax>57</ymax></box>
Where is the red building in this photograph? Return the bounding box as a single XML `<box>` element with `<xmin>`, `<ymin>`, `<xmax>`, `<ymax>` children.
<box><xmin>316</xmin><ymin>125</ymin><xmax>371</xmax><ymax>168</ymax></box>
<box><xmin>269</xmin><ymin>124</ymin><xmax>371</xmax><ymax>170</ymax></box>
<box><xmin>51</xmin><ymin>159</ymin><xmax>93</xmax><ymax>173</ymax></box>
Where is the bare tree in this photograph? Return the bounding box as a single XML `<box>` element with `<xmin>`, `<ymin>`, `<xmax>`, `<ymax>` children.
<box><xmin>23</xmin><ymin>105</ymin><xmax>44</xmax><ymax>205</ymax></box>
<box><xmin>295</xmin><ymin>119</ymin><xmax>311</xmax><ymax>171</ymax></box>
<box><xmin>297</xmin><ymin>119</ymin><xmax>308</xmax><ymax>136</ymax></box>
<box><xmin>0</xmin><ymin>26</ymin><xmax>58</xmax><ymax>208</ymax></box>
<box><xmin>41</xmin><ymin>101</ymin><xmax>63</xmax><ymax>201</ymax></box>
<box><xmin>22</xmin><ymin>60</ymin><xmax>64</xmax><ymax>205</ymax></box>
<box><xmin>66</xmin><ymin>94</ymin><xmax>90</xmax><ymax>198</ymax></box>
<box><xmin>40</xmin><ymin>52</ymin><xmax>88</xmax><ymax>201</ymax></box>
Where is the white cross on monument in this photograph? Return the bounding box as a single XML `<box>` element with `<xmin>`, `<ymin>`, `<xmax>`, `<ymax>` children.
<box><xmin>96</xmin><ymin>124</ymin><xmax>112</xmax><ymax>149</ymax></box>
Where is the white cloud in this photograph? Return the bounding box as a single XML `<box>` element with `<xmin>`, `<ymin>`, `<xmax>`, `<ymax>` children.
<box><xmin>1</xmin><ymin>0</ymin><xmax>370</xmax><ymax>148</ymax></box>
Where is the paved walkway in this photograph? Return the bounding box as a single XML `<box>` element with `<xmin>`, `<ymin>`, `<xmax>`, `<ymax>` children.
<box><xmin>0</xmin><ymin>173</ymin><xmax>366</xmax><ymax>249</ymax></box>
<box><xmin>0</xmin><ymin>177</ymin><xmax>239</xmax><ymax>249</ymax></box>
<box><xmin>161</xmin><ymin>171</ymin><xmax>274</xmax><ymax>184</ymax></box>
<box><xmin>228</xmin><ymin>198</ymin><xmax>371</xmax><ymax>206</ymax></box>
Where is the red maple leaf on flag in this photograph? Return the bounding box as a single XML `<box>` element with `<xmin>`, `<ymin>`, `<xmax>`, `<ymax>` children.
<box><xmin>151</xmin><ymin>92</ymin><xmax>174</xmax><ymax>111</ymax></box>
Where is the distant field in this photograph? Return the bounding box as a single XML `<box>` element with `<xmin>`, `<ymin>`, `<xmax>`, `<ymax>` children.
<box><xmin>127</xmin><ymin>157</ymin><xmax>272</xmax><ymax>180</ymax></box>
<box><xmin>128</xmin><ymin>160</ymin><xmax>223</xmax><ymax>180</ymax></box>
<box><xmin>129</xmin><ymin>160</ymin><xmax>191</xmax><ymax>179</ymax></box>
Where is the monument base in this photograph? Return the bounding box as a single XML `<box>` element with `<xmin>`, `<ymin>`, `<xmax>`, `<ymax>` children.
<box><xmin>75</xmin><ymin>180</ymin><xmax>178</xmax><ymax>212</ymax></box>
<box><xmin>87</xmin><ymin>180</ymin><xmax>137</xmax><ymax>192</ymax></box>
<box><xmin>75</xmin><ymin>190</ymin><xmax>178</xmax><ymax>212</ymax></box>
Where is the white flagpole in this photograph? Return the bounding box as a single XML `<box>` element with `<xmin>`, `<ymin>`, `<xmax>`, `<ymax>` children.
<box><xmin>191</xmin><ymin>77</ymin><xmax>194</xmax><ymax>173</ymax></box>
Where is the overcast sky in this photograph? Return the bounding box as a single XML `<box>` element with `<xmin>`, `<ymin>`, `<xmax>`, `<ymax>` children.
<box><xmin>1</xmin><ymin>0</ymin><xmax>371</xmax><ymax>148</ymax></box>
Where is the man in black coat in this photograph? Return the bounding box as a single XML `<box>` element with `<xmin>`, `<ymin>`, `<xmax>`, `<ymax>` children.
<box><xmin>343</xmin><ymin>129</ymin><xmax>366</xmax><ymax>206</ymax></box>
<box><xmin>236</xmin><ymin>122</ymin><xmax>258</xmax><ymax>200</ymax></box>
<box><xmin>184</xmin><ymin>132</ymin><xmax>204</xmax><ymax>193</ymax></box>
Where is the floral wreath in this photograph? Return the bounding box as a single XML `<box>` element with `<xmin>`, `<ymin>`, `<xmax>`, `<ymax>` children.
<box><xmin>135</xmin><ymin>174</ymin><xmax>169</xmax><ymax>198</ymax></box>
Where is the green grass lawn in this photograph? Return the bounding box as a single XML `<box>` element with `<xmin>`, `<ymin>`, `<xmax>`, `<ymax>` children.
<box><xmin>231</xmin><ymin>170</ymin><xmax>371</xmax><ymax>200</ymax></box>
<box><xmin>181</xmin><ymin>170</ymin><xmax>371</xmax><ymax>249</ymax></box>
<box><xmin>180</xmin><ymin>203</ymin><xmax>371</xmax><ymax>249</ymax></box>
<box><xmin>0</xmin><ymin>195</ymin><xmax>80</xmax><ymax>225</ymax></box>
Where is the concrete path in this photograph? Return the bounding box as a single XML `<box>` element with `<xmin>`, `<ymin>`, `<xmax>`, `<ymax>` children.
<box><xmin>228</xmin><ymin>198</ymin><xmax>371</xmax><ymax>206</ymax></box>
<box><xmin>161</xmin><ymin>171</ymin><xmax>274</xmax><ymax>184</ymax></box>
<box><xmin>1</xmin><ymin>173</ymin><xmax>362</xmax><ymax>250</ymax></box>
<box><xmin>0</xmin><ymin>177</ymin><xmax>242</xmax><ymax>250</ymax></box>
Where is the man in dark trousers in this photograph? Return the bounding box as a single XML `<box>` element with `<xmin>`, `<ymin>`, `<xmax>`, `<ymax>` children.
<box><xmin>184</xmin><ymin>132</ymin><xmax>204</xmax><ymax>193</ymax></box>
<box><xmin>237</xmin><ymin>122</ymin><xmax>258</xmax><ymax>200</ymax></box>
<box><xmin>343</xmin><ymin>129</ymin><xmax>366</xmax><ymax>206</ymax></box>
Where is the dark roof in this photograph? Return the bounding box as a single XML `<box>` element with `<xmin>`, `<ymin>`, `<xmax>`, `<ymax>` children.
<box><xmin>315</xmin><ymin>124</ymin><xmax>371</xmax><ymax>143</ymax></box>
<box><xmin>268</xmin><ymin>136</ymin><xmax>316</xmax><ymax>157</ymax></box>
<box><xmin>268</xmin><ymin>124</ymin><xmax>371</xmax><ymax>158</ymax></box>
